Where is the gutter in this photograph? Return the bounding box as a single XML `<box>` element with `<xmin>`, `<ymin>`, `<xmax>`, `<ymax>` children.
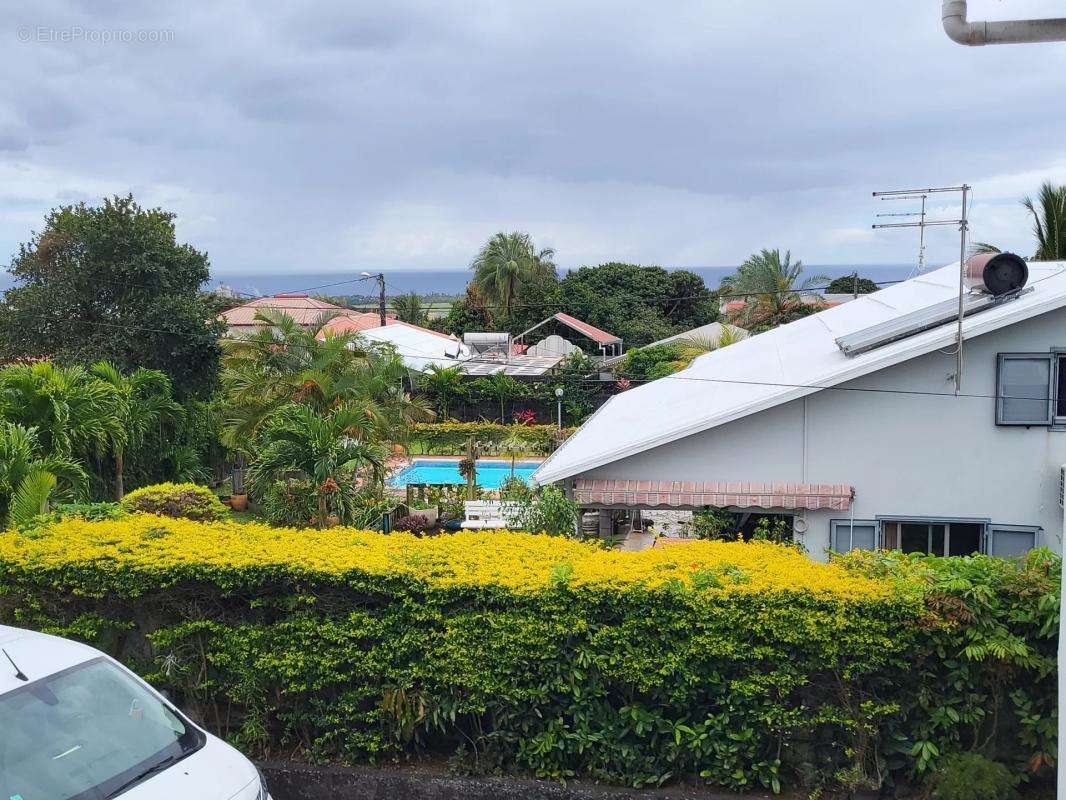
<box><xmin>942</xmin><ymin>0</ymin><xmax>1066</xmax><ymax>45</ymax></box>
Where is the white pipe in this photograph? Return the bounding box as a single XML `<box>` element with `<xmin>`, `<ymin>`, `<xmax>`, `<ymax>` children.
<box><xmin>942</xmin><ymin>0</ymin><xmax>1066</xmax><ymax>45</ymax></box>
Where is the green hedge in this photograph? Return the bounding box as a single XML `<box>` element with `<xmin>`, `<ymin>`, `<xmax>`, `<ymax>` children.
<box><xmin>0</xmin><ymin>519</ymin><xmax>1057</xmax><ymax>794</ymax></box>
<box><xmin>409</xmin><ymin>422</ymin><xmax>573</xmax><ymax>454</ymax></box>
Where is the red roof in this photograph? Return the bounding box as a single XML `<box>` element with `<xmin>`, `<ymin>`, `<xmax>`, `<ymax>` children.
<box><xmin>574</xmin><ymin>479</ymin><xmax>853</xmax><ymax>511</ymax></box>
<box><xmin>550</xmin><ymin>312</ymin><xmax>621</xmax><ymax>345</ymax></box>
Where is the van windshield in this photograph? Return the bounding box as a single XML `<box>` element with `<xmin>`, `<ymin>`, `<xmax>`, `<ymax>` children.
<box><xmin>0</xmin><ymin>656</ymin><xmax>203</xmax><ymax>799</ymax></box>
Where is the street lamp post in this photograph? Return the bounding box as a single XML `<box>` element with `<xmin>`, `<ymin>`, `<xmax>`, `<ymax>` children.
<box><xmin>554</xmin><ymin>387</ymin><xmax>564</xmax><ymax>432</ymax></box>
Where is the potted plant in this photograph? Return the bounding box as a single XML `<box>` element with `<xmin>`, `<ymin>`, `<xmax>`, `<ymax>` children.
<box><xmin>409</xmin><ymin>498</ymin><xmax>438</xmax><ymax>526</ymax></box>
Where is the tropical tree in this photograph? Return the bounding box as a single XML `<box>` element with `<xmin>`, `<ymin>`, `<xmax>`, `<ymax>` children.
<box><xmin>419</xmin><ymin>365</ymin><xmax>465</xmax><ymax>418</ymax></box>
<box><xmin>221</xmin><ymin>309</ymin><xmax>430</xmax><ymax>447</ymax></box>
<box><xmin>0</xmin><ymin>195</ymin><xmax>223</xmax><ymax>398</ymax></box>
<box><xmin>0</xmin><ymin>422</ymin><xmax>88</xmax><ymax>525</ymax></box>
<box><xmin>0</xmin><ymin>362</ymin><xmax>124</xmax><ymax>460</ymax></box>
<box><xmin>719</xmin><ymin>249</ymin><xmax>828</xmax><ymax>329</ymax></box>
<box><xmin>666</xmin><ymin>326</ymin><xmax>746</xmax><ymax>373</ymax></box>
<box><xmin>1024</xmin><ymin>182</ymin><xmax>1066</xmax><ymax>261</ymax></box>
<box><xmin>89</xmin><ymin>361</ymin><xmax>184</xmax><ymax>499</ymax></box>
<box><xmin>247</xmin><ymin>403</ymin><xmax>388</xmax><ymax>527</ymax></box>
<box><xmin>471</xmin><ymin>232</ymin><xmax>554</xmax><ymax>320</ymax></box>
<box><xmin>390</xmin><ymin>293</ymin><xmax>430</xmax><ymax>326</ymax></box>
<box><xmin>476</xmin><ymin>373</ymin><xmax>523</xmax><ymax>423</ymax></box>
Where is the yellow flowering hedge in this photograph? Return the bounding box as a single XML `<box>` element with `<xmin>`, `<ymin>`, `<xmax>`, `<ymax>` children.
<box><xmin>0</xmin><ymin>515</ymin><xmax>1056</xmax><ymax>794</ymax></box>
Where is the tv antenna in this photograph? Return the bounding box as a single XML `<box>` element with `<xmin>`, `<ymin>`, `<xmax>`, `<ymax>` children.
<box><xmin>875</xmin><ymin>193</ymin><xmax>928</xmax><ymax>276</ymax></box>
<box><xmin>871</xmin><ymin>184</ymin><xmax>970</xmax><ymax>394</ymax></box>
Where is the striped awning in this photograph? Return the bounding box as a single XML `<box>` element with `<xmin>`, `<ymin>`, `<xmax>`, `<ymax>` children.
<box><xmin>573</xmin><ymin>479</ymin><xmax>853</xmax><ymax>511</ymax></box>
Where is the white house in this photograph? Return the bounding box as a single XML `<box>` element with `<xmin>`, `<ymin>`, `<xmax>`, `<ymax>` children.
<box><xmin>534</xmin><ymin>259</ymin><xmax>1066</xmax><ymax>561</ymax></box>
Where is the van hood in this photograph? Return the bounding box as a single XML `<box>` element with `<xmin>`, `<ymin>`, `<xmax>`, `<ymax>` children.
<box><xmin>119</xmin><ymin>733</ymin><xmax>261</xmax><ymax>800</ymax></box>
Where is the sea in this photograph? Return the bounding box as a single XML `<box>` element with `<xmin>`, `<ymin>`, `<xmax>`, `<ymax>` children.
<box><xmin>202</xmin><ymin>264</ymin><xmax>927</xmax><ymax>299</ymax></box>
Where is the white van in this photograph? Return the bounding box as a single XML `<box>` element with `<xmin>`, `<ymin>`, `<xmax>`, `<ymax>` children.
<box><xmin>0</xmin><ymin>624</ymin><xmax>271</xmax><ymax>799</ymax></box>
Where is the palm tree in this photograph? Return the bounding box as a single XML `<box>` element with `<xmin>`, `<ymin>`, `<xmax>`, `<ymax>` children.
<box><xmin>390</xmin><ymin>293</ymin><xmax>430</xmax><ymax>326</ymax></box>
<box><xmin>480</xmin><ymin>373</ymin><xmax>522</xmax><ymax>423</ymax></box>
<box><xmin>89</xmin><ymin>361</ymin><xmax>184</xmax><ymax>499</ymax></box>
<box><xmin>667</xmin><ymin>326</ymin><xmax>746</xmax><ymax>373</ymax></box>
<box><xmin>719</xmin><ymin>249</ymin><xmax>828</xmax><ymax>329</ymax></box>
<box><xmin>247</xmin><ymin>403</ymin><xmax>388</xmax><ymax>527</ymax></box>
<box><xmin>1023</xmin><ymin>182</ymin><xmax>1066</xmax><ymax>260</ymax></box>
<box><xmin>471</xmin><ymin>232</ymin><xmax>548</xmax><ymax>320</ymax></box>
<box><xmin>419</xmin><ymin>365</ymin><xmax>465</xmax><ymax>419</ymax></box>
<box><xmin>221</xmin><ymin>309</ymin><xmax>429</xmax><ymax>447</ymax></box>
<box><xmin>0</xmin><ymin>361</ymin><xmax>123</xmax><ymax>460</ymax></box>
<box><xmin>0</xmin><ymin>422</ymin><xmax>88</xmax><ymax>525</ymax></box>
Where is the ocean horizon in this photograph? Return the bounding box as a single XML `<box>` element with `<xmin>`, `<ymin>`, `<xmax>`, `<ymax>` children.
<box><xmin>200</xmin><ymin>263</ymin><xmax>929</xmax><ymax>299</ymax></box>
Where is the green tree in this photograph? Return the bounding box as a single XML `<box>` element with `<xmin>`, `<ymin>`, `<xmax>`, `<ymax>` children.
<box><xmin>666</xmin><ymin>326</ymin><xmax>745</xmax><ymax>372</ymax></box>
<box><xmin>89</xmin><ymin>361</ymin><xmax>184</xmax><ymax>499</ymax></box>
<box><xmin>719</xmin><ymin>249</ymin><xmax>828</xmax><ymax>330</ymax></box>
<box><xmin>419</xmin><ymin>365</ymin><xmax>465</xmax><ymax>419</ymax></box>
<box><xmin>390</xmin><ymin>293</ymin><xmax>430</xmax><ymax>326</ymax></box>
<box><xmin>1024</xmin><ymin>181</ymin><xmax>1066</xmax><ymax>260</ymax></box>
<box><xmin>0</xmin><ymin>362</ymin><xmax>123</xmax><ymax>461</ymax></box>
<box><xmin>0</xmin><ymin>195</ymin><xmax>224</xmax><ymax>398</ymax></box>
<box><xmin>247</xmin><ymin>403</ymin><xmax>388</xmax><ymax>528</ymax></box>
<box><xmin>471</xmin><ymin>232</ymin><xmax>554</xmax><ymax>321</ymax></box>
<box><xmin>825</xmin><ymin>275</ymin><xmax>879</xmax><ymax>295</ymax></box>
<box><xmin>557</xmin><ymin>263</ymin><xmax>718</xmax><ymax>348</ymax></box>
<box><xmin>221</xmin><ymin>309</ymin><xmax>431</xmax><ymax>448</ymax></box>
<box><xmin>474</xmin><ymin>373</ymin><xmax>523</xmax><ymax>423</ymax></box>
<box><xmin>0</xmin><ymin>421</ymin><xmax>88</xmax><ymax>525</ymax></box>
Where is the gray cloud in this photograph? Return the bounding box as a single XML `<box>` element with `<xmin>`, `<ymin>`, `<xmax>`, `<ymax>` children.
<box><xmin>0</xmin><ymin>0</ymin><xmax>1064</xmax><ymax>272</ymax></box>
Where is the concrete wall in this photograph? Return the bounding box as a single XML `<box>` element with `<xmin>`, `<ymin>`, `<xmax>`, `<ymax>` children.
<box><xmin>582</xmin><ymin>305</ymin><xmax>1066</xmax><ymax>560</ymax></box>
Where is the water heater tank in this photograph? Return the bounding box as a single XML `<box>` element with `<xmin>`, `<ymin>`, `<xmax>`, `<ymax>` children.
<box><xmin>964</xmin><ymin>252</ymin><xmax>1029</xmax><ymax>296</ymax></box>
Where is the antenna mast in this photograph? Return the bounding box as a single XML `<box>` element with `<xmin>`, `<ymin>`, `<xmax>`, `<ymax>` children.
<box><xmin>872</xmin><ymin>184</ymin><xmax>970</xmax><ymax>393</ymax></box>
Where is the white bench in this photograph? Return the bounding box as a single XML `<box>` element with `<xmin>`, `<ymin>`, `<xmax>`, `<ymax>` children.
<box><xmin>461</xmin><ymin>500</ymin><xmax>518</xmax><ymax>530</ymax></box>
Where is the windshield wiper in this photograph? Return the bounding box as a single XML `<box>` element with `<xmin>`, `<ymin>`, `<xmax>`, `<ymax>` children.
<box><xmin>105</xmin><ymin>753</ymin><xmax>184</xmax><ymax>798</ymax></box>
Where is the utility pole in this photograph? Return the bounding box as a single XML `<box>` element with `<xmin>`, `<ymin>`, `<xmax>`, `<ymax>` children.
<box><xmin>361</xmin><ymin>272</ymin><xmax>387</xmax><ymax>327</ymax></box>
<box><xmin>852</xmin><ymin>271</ymin><xmax>859</xmax><ymax>299</ymax></box>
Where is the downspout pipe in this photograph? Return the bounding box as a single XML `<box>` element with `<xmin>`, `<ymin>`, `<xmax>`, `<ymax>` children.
<box><xmin>943</xmin><ymin>0</ymin><xmax>1066</xmax><ymax>45</ymax></box>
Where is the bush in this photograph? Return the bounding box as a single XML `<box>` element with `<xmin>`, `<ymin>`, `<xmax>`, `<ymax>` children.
<box><xmin>411</xmin><ymin>422</ymin><xmax>572</xmax><ymax>455</ymax></box>
<box><xmin>261</xmin><ymin>477</ymin><xmax>391</xmax><ymax>529</ymax></box>
<box><xmin>52</xmin><ymin>502</ymin><xmax>126</xmax><ymax>522</ymax></box>
<box><xmin>929</xmin><ymin>753</ymin><xmax>1019</xmax><ymax>800</ymax></box>
<box><xmin>120</xmin><ymin>482</ymin><xmax>229</xmax><ymax>522</ymax></box>
<box><xmin>0</xmin><ymin>519</ymin><xmax>1056</xmax><ymax>795</ymax></box>
<box><xmin>392</xmin><ymin>514</ymin><xmax>429</xmax><ymax>532</ymax></box>
<box><xmin>505</xmin><ymin>485</ymin><xmax>579</xmax><ymax>537</ymax></box>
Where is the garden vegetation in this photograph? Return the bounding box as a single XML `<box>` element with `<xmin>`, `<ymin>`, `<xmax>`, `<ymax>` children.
<box><xmin>0</xmin><ymin>515</ymin><xmax>1055</xmax><ymax>795</ymax></box>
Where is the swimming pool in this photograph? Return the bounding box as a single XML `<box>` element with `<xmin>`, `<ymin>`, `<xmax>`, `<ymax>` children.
<box><xmin>389</xmin><ymin>459</ymin><xmax>539</xmax><ymax>489</ymax></box>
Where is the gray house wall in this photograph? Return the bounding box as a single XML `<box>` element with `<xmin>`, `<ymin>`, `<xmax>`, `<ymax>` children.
<box><xmin>582</xmin><ymin>305</ymin><xmax>1066</xmax><ymax>560</ymax></box>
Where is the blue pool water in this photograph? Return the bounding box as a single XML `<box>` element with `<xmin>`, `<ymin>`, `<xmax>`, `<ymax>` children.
<box><xmin>389</xmin><ymin>459</ymin><xmax>539</xmax><ymax>489</ymax></box>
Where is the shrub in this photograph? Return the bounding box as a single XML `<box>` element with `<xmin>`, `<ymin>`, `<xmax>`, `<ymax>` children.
<box><xmin>929</xmin><ymin>753</ymin><xmax>1019</xmax><ymax>800</ymax></box>
<box><xmin>410</xmin><ymin>422</ymin><xmax>573</xmax><ymax>455</ymax></box>
<box><xmin>120</xmin><ymin>482</ymin><xmax>228</xmax><ymax>522</ymax></box>
<box><xmin>0</xmin><ymin>519</ymin><xmax>1056</xmax><ymax>795</ymax></box>
<box><xmin>53</xmin><ymin>502</ymin><xmax>126</xmax><ymax>522</ymax></box>
<box><xmin>392</xmin><ymin>514</ymin><xmax>429</xmax><ymax>532</ymax></box>
<box><xmin>505</xmin><ymin>485</ymin><xmax>579</xmax><ymax>537</ymax></box>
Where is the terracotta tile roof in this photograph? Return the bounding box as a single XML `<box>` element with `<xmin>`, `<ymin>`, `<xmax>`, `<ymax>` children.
<box><xmin>574</xmin><ymin>479</ymin><xmax>854</xmax><ymax>511</ymax></box>
<box><xmin>220</xmin><ymin>294</ymin><xmax>350</xmax><ymax>328</ymax></box>
<box><xmin>550</xmin><ymin>312</ymin><xmax>621</xmax><ymax>345</ymax></box>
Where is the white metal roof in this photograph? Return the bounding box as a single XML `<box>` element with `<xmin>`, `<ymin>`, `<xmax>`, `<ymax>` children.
<box><xmin>534</xmin><ymin>262</ymin><xmax>1066</xmax><ymax>485</ymax></box>
<box><xmin>358</xmin><ymin>323</ymin><xmax>469</xmax><ymax>371</ymax></box>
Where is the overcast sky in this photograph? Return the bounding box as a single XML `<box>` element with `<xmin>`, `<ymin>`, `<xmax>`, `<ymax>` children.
<box><xmin>1</xmin><ymin>1</ymin><xmax>1065</xmax><ymax>274</ymax></box>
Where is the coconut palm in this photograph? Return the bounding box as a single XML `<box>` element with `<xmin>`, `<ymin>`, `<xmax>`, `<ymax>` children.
<box><xmin>247</xmin><ymin>403</ymin><xmax>388</xmax><ymax>527</ymax></box>
<box><xmin>0</xmin><ymin>361</ymin><xmax>124</xmax><ymax>460</ymax></box>
<box><xmin>89</xmin><ymin>361</ymin><xmax>184</xmax><ymax>499</ymax></box>
<box><xmin>719</xmin><ymin>249</ymin><xmax>828</xmax><ymax>329</ymax></box>
<box><xmin>390</xmin><ymin>293</ymin><xmax>430</xmax><ymax>326</ymax></box>
<box><xmin>0</xmin><ymin>422</ymin><xmax>89</xmax><ymax>525</ymax></box>
<box><xmin>471</xmin><ymin>232</ymin><xmax>552</xmax><ymax>320</ymax></box>
<box><xmin>1023</xmin><ymin>182</ymin><xmax>1066</xmax><ymax>261</ymax></box>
